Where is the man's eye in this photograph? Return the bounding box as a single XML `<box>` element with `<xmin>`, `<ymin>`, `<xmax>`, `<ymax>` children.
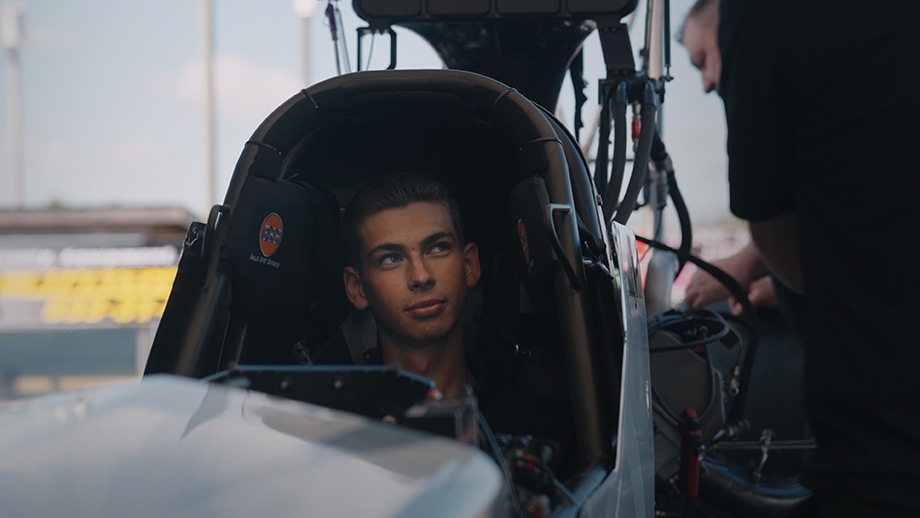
<box><xmin>379</xmin><ymin>254</ymin><xmax>401</xmax><ymax>265</ymax></box>
<box><xmin>429</xmin><ymin>242</ymin><xmax>451</xmax><ymax>254</ymax></box>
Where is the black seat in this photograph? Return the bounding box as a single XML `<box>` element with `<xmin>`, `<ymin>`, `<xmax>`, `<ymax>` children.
<box><xmin>279</xmin><ymin>70</ymin><xmax>617</xmax><ymax>471</ymax></box>
<box><xmin>219</xmin><ymin>173</ymin><xmax>351</xmax><ymax>366</ymax></box>
<box><xmin>149</xmin><ymin>69</ymin><xmax>625</xmax><ymax>481</ymax></box>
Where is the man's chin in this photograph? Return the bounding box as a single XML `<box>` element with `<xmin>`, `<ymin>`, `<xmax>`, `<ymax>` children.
<box><xmin>400</xmin><ymin>325</ymin><xmax>457</xmax><ymax>348</ymax></box>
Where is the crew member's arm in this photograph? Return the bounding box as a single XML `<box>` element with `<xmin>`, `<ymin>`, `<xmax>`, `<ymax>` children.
<box><xmin>749</xmin><ymin>210</ymin><xmax>802</xmax><ymax>294</ymax></box>
<box><xmin>685</xmin><ymin>240</ymin><xmax>769</xmax><ymax>310</ymax></box>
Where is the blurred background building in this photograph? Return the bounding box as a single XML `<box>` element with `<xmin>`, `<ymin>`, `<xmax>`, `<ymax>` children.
<box><xmin>0</xmin><ymin>207</ymin><xmax>194</xmax><ymax>398</ymax></box>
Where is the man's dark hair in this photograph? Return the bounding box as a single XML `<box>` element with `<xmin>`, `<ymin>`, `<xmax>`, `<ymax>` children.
<box><xmin>341</xmin><ymin>172</ymin><xmax>464</xmax><ymax>269</ymax></box>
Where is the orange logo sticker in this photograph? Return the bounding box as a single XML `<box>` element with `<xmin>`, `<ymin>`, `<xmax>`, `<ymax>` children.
<box><xmin>259</xmin><ymin>213</ymin><xmax>283</xmax><ymax>257</ymax></box>
<box><xmin>517</xmin><ymin>219</ymin><xmax>530</xmax><ymax>264</ymax></box>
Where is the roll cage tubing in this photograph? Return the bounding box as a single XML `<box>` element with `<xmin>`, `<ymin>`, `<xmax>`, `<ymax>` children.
<box><xmin>162</xmin><ymin>69</ymin><xmax>625</xmax><ymax>476</ymax></box>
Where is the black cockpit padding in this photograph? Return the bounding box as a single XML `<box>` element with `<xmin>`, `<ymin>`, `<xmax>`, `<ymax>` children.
<box><xmin>221</xmin><ymin>175</ymin><xmax>349</xmax><ymax>364</ymax></box>
<box><xmin>471</xmin><ymin>175</ymin><xmax>571</xmax><ymax>402</ymax></box>
<box><xmin>510</xmin><ymin>176</ymin><xmax>558</xmax><ymax>319</ymax></box>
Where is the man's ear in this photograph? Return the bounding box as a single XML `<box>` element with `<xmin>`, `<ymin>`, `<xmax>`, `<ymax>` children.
<box><xmin>463</xmin><ymin>242</ymin><xmax>481</xmax><ymax>288</ymax></box>
<box><xmin>343</xmin><ymin>266</ymin><xmax>369</xmax><ymax>310</ymax></box>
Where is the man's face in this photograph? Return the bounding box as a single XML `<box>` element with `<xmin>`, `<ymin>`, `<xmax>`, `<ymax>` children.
<box><xmin>343</xmin><ymin>201</ymin><xmax>480</xmax><ymax>348</ymax></box>
<box><xmin>682</xmin><ymin>14</ymin><xmax>722</xmax><ymax>94</ymax></box>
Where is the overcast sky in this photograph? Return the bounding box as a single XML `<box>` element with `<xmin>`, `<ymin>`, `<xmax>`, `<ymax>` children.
<box><xmin>0</xmin><ymin>0</ymin><xmax>732</xmax><ymax>227</ymax></box>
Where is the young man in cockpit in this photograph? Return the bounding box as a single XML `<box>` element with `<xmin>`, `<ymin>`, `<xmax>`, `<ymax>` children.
<box><xmin>342</xmin><ymin>172</ymin><xmax>575</xmax><ymax>475</ymax></box>
<box><xmin>340</xmin><ymin>172</ymin><xmax>481</xmax><ymax>399</ymax></box>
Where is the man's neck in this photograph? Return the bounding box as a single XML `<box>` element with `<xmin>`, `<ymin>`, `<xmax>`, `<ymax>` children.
<box><xmin>379</xmin><ymin>336</ymin><xmax>470</xmax><ymax>399</ymax></box>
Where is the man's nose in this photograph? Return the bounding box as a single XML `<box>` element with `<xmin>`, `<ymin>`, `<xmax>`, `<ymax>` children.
<box><xmin>408</xmin><ymin>256</ymin><xmax>435</xmax><ymax>290</ymax></box>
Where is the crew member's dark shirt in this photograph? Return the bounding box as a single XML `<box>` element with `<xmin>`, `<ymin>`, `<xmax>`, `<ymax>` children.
<box><xmin>719</xmin><ymin>1</ymin><xmax>920</xmax><ymax>514</ymax></box>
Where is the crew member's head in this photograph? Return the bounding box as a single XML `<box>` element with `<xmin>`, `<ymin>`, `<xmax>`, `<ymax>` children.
<box><xmin>341</xmin><ymin>172</ymin><xmax>480</xmax><ymax>350</ymax></box>
<box><xmin>678</xmin><ymin>0</ymin><xmax>722</xmax><ymax>94</ymax></box>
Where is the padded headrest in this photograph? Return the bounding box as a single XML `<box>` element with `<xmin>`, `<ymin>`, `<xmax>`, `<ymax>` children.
<box><xmin>221</xmin><ymin>175</ymin><xmax>348</xmax><ymax>344</ymax></box>
<box><xmin>510</xmin><ymin>176</ymin><xmax>558</xmax><ymax>319</ymax></box>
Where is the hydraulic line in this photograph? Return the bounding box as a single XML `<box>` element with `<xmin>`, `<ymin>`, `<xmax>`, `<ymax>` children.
<box><xmin>594</xmin><ymin>89</ymin><xmax>612</xmax><ymax>198</ymax></box>
<box><xmin>595</xmin><ymin>82</ymin><xmax>628</xmax><ymax>221</ymax></box>
<box><xmin>611</xmin><ymin>81</ymin><xmax>658</xmax><ymax>225</ymax></box>
<box><xmin>636</xmin><ymin>235</ymin><xmax>761</xmax><ymax>431</ymax></box>
<box><xmin>607</xmin><ymin>83</ymin><xmax>629</xmax><ymax>222</ymax></box>
<box><xmin>650</xmin><ymin>130</ymin><xmax>693</xmax><ymax>273</ymax></box>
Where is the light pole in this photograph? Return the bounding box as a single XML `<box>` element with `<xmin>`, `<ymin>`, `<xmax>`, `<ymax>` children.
<box><xmin>202</xmin><ymin>1</ymin><xmax>318</xmax><ymax>213</ymax></box>
<box><xmin>202</xmin><ymin>0</ymin><xmax>216</xmax><ymax>211</ymax></box>
<box><xmin>293</xmin><ymin>0</ymin><xmax>320</xmax><ymax>86</ymax></box>
<box><xmin>1</xmin><ymin>0</ymin><xmax>25</xmax><ymax>210</ymax></box>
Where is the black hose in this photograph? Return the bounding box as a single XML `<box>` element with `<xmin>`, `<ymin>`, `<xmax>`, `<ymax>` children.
<box><xmin>612</xmin><ymin>81</ymin><xmax>658</xmax><ymax>225</ymax></box>
<box><xmin>604</xmin><ymin>82</ymin><xmax>629</xmax><ymax>223</ymax></box>
<box><xmin>568</xmin><ymin>49</ymin><xmax>588</xmax><ymax>142</ymax></box>
<box><xmin>635</xmin><ymin>235</ymin><xmax>759</xmax><ymax>426</ymax></box>
<box><xmin>594</xmin><ymin>90</ymin><xmax>612</xmax><ymax>198</ymax></box>
<box><xmin>649</xmin><ymin>130</ymin><xmax>693</xmax><ymax>274</ymax></box>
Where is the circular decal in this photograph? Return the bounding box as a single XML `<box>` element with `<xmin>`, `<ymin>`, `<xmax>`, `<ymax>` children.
<box><xmin>517</xmin><ymin>219</ymin><xmax>530</xmax><ymax>264</ymax></box>
<box><xmin>259</xmin><ymin>212</ymin><xmax>283</xmax><ymax>257</ymax></box>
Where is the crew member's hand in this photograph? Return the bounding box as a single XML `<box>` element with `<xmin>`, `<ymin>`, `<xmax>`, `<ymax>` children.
<box><xmin>685</xmin><ymin>241</ymin><xmax>775</xmax><ymax>314</ymax></box>
<box><xmin>727</xmin><ymin>276</ymin><xmax>778</xmax><ymax>316</ymax></box>
<box><xmin>685</xmin><ymin>264</ymin><xmax>731</xmax><ymax>309</ymax></box>
<box><xmin>685</xmin><ymin>253</ymin><xmax>750</xmax><ymax>309</ymax></box>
